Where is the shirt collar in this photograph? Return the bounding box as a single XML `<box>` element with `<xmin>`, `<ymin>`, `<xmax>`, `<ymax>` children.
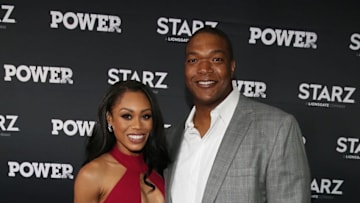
<box><xmin>185</xmin><ymin>88</ymin><xmax>240</xmax><ymax>129</ymax></box>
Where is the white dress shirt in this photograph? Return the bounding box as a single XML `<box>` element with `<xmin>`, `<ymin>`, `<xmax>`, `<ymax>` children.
<box><xmin>171</xmin><ymin>89</ymin><xmax>240</xmax><ymax>203</ymax></box>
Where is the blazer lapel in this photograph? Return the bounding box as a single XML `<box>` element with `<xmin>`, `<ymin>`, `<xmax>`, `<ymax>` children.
<box><xmin>165</xmin><ymin>121</ymin><xmax>185</xmax><ymax>203</ymax></box>
<box><xmin>201</xmin><ymin>96</ymin><xmax>253</xmax><ymax>203</ymax></box>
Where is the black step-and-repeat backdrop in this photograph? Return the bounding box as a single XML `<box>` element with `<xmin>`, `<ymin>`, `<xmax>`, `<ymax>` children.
<box><xmin>1</xmin><ymin>1</ymin><xmax>359</xmax><ymax>202</ymax></box>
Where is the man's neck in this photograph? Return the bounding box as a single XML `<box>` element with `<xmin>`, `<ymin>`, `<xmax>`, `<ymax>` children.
<box><xmin>193</xmin><ymin>108</ymin><xmax>211</xmax><ymax>137</ymax></box>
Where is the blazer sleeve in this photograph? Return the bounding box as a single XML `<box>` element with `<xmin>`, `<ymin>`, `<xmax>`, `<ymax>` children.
<box><xmin>265</xmin><ymin>114</ymin><xmax>311</xmax><ymax>203</ymax></box>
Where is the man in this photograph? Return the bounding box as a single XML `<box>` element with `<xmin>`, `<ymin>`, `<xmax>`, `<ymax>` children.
<box><xmin>165</xmin><ymin>26</ymin><xmax>311</xmax><ymax>203</ymax></box>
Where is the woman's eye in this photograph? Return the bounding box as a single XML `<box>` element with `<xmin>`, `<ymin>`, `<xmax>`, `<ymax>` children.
<box><xmin>121</xmin><ymin>114</ymin><xmax>132</xmax><ymax>120</ymax></box>
<box><xmin>143</xmin><ymin>114</ymin><xmax>152</xmax><ymax>120</ymax></box>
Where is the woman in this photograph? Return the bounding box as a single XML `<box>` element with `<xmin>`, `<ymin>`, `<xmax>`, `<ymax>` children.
<box><xmin>74</xmin><ymin>80</ymin><xmax>169</xmax><ymax>203</ymax></box>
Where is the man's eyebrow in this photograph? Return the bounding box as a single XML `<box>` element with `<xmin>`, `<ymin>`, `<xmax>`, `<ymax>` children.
<box><xmin>186</xmin><ymin>49</ymin><xmax>227</xmax><ymax>56</ymax></box>
<box><xmin>210</xmin><ymin>49</ymin><xmax>227</xmax><ymax>55</ymax></box>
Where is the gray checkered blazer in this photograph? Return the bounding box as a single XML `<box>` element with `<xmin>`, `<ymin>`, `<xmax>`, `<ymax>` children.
<box><xmin>164</xmin><ymin>95</ymin><xmax>311</xmax><ymax>203</ymax></box>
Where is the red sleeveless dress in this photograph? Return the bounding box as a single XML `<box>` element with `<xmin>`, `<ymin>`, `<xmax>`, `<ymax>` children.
<box><xmin>103</xmin><ymin>147</ymin><xmax>165</xmax><ymax>203</ymax></box>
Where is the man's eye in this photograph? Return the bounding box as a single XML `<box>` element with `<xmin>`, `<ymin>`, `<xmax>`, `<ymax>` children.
<box><xmin>187</xmin><ymin>58</ymin><xmax>197</xmax><ymax>63</ymax></box>
<box><xmin>121</xmin><ymin>114</ymin><xmax>132</xmax><ymax>120</ymax></box>
<box><xmin>213</xmin><ymin>57</ymin><xmax>224</xmax><ymax>62</ymax></box>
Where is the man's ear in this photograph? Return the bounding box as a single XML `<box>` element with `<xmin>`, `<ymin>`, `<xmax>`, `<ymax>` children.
<box><xmin>231</xmin><ymin>60</ymin><xmax>236</xmax><ymax>77</ymax></box>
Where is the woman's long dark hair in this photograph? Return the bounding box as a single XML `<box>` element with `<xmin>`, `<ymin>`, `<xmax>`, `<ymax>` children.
<box><xmin>83</xmin><ymin>80</ymin><xmax>169</xmax><ymax>189</ymax></box>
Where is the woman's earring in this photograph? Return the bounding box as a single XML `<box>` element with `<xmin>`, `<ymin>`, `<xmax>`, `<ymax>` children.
<box><xmin>108</xmin><ymin>123</ymin><xmax>113</xmax><ymax>132</ymax></box>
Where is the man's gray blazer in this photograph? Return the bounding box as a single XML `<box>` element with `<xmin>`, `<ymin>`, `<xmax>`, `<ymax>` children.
<box><xmin>164</xmin><ymin>95</ymin><xmax>311</xmax><ymax>203</ymax></box>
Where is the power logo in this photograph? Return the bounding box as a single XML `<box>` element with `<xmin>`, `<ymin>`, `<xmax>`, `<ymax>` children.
<box><xmin>3</xmin><ymin>64</ymin><xmax>73</xmax><ymax>84</ymax></box>
<box><xmin>0</xmin><ymin>5</ymin><xmax>16</xmax><ymax>24</ymax></box>
<box><xmin>51</xmin><ymin>119</ymin><xmax>95</xmax><ymax>137</ymax></box>
<box><xmin>249</xmin><ymin>26</ymin><xmax>317</xmax><ymax>49</ymax></box>
<box><xmin>8</xmin><ymin>161</ymin><xmax>74</xmax><ymax>179</ymax></box>
<box><xmin>50</xmin><ymin>10</ymin><xmax>121</xmax><ymax>33</ymax></box>
<box><xmin>108</xmin><ymin>68</ymin><xmax>168</xmax><ymax>89</ymax></box>
<box><xmin>232</xmin><ymin>80</ymin><xmax>267</xmax><ymax>98</ymax></box>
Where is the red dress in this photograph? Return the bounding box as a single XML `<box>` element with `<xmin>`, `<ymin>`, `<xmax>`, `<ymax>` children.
<box><xmin>103</xmin><ymin>147</ymin><xmax>165</xmax><ymax>203</ymax></box>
